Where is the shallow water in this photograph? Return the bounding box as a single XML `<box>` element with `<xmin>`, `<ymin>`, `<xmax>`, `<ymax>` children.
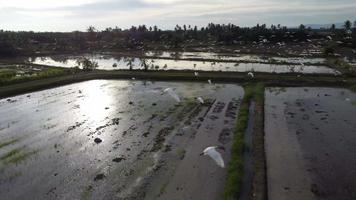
<box><xmin>26</xmin><ymin>54</ymin><xmax>338</xmax><ymax>74</ymax></box>
<box><xmin>0</xmin><ymin>80</ymin><xmax>244</xmax><ymax>200</ymax></box>
<box><xmin>265</xmin><ymin>87</ymin><xmax>356</xmax><ymax>200</ymax></box>
<box><xmin>145</xmin><ymin>51</ymin><xmax>326</xmax><ymax>65</ymax></box>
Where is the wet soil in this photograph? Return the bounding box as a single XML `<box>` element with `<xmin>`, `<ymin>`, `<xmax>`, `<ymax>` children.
<box><xmin>0</xmin><ymin>80</ymin><xmax>244</xmax><ymax>200</ymax></box>
<box><xmin>265</xmin><ymin>87</ymin><xmax>356</xmax><ymax>200</ymax></box>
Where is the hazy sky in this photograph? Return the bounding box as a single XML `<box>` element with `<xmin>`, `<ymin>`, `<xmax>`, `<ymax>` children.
<box><xmin>0</xmin><ymin>0</ymin><xmax>355</xmax><ymax>31</ymax></box>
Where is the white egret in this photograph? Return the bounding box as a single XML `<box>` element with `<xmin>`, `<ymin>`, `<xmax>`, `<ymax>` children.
<box><xmin>163</xmin><ymin>88</ymin><xmax>181</xmax><ymax>102</ymax></box>
<box><xmin>200</xmin><ymin>146</ymin><xmax>225</xmax><ymax>168</ymax></box>
<box><xmin>197</xmin><ymin>97</ymin><xmax>204</xmax><ymax>104</ymax></box>
<box><xmin>247</xmin><ymin>72</ymin><xmax>254</xmax><ymax>78</ymax></box>
<box><xmin>208</xmin><ymin>79</ymin><xmax>212</xmax><ymax>84</ymax></box>
<box><xmin>194</xmin><ymin>72</ymin><xmax>199</xmax><ymax>76</ymax></box>
<box><xmin>132</xmin><ymin>77</ymin><xmax>136</xmax><ymax>80</ymax></box>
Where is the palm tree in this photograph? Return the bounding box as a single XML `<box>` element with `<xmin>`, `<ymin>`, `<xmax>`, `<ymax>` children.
<box><xmin>330</xmin><ymin>24</ymin><xmax>336</xmax><ymax>31</ymax></box>
<box><xmin>344</xmin><ymin>20</ymin><xmax>352</xmax><ymax>30</ymax></box>
<box><xmin>140</xmin><ymin>58</ymin><xmax>148</xmax><ymax>71</ymax></box>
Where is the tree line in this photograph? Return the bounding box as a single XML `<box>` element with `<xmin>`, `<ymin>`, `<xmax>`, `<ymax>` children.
<box><xmin>0</xmin><ymin>20</ymin><xmax>355</xmax><ymax>56</ymax></box>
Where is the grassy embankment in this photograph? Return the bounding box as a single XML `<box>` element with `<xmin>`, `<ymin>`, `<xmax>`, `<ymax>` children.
<box><xmin>0</xmin><ymin>67</ymin><xmax>75</xmax><ymax>86</ymax></box>
<box><xmin>326</xmin><ymin>58</ymin><xmax>356</xmax><ymax>77</ymax></box>
<box><xmin>223</xmin><ymin>83</ymin><xmax>265</xmax><ymax>200</ymax></box>
<box><xmin>1</xmin><ymin>68</ymin><xmax>355</xmax><ymax>99</ymax></box>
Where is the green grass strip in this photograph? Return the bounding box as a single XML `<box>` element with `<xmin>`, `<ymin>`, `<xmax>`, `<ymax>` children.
<box><xmin>223</xmin><ymin>83</ymin><xmax>264</xmax><ymax>200</ymax></box>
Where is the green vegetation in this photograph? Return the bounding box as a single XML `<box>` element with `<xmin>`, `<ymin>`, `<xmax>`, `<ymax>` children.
<box><xmin>1</xmin><ymin>20</ymin><xmax>355</xmax><ymax>56</ymax></box>
<box><xmin>0</xmin><ymin>67</ymin><xmax>74</xmax><ymax>86</ymax></box>
<box><xmin>176</xmin><ymin>148</ymin><xmax>186</xmax><ymax>160</ymax></box>
<box><xmin>0</xmin><ymin>138</ymin><xmax>18</xmax><ymax>149</ymax></box>
<box><xmin>351</xmin><ymin>100</ymin><xmax>356</xmax><ymax>106</ymax></box>
<box><xmin>323</xmin><ymin>43</ymin><xmax>336</xmax><ymax>56</ymax></box>
<box><xmin>0</xmin><ymin>68</ymin><xmax>17</xmax><ymax>79</ymax></box>
<box><xmin>159</xmin><ymin>181</ymin><xmax>169</xmax><ymax>196</ymax></box>
<box><xmin>350</xmin><ymin>84</ymin><xmax>356</xmax><ymax>92</ymax></box>
<box><xmin>80</xmin><ymin>185</ymin><xmax>93</xmax><ymax>200</ymax></box>
<box><xmin>76</xmin><ymin>58</ymin><xmax>98</xmax><ymax>71</ymax></box>
<box><xmin>223</xmin><ymin>83</ymin><xmax>264</xmax><ymax>200</ymax></box>
<box><xmin>326</xmin><ymin>58</ymin><xmax>356</xmax><ymax>76</ymax></box>
<box><xmin>0</xmin><ymin>148</ymin><xmax>38</xmax><ymax>164</ymax></box>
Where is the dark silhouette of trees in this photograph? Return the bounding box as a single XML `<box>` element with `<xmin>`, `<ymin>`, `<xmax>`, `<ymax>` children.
<box><xmin>0</xmin><ymin>20</ymin><xmax>355</xmax><ymax>57</ymax></box>
<box><xmin>344</xmin><ymin>20</ymin><xmax>352</xmax><ymax>30</ymax></box>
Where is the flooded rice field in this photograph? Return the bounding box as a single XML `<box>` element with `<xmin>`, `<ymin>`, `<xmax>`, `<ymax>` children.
<box><xmin>144</xmin><ymin>51</ymin><xmax>326</xmax><ymax>65</ymax></box>
<box><xmin>265</xmin><ymin>87</ymin><xmax>356</xmax><ymax>200</ymax></box>
<box><xmin>25</xmin><ymin>54</ymin><xmax>338</xmax><ymax>74</ymax></box>
<box><xmin>0</xmin><ymin>80</ymin><xmax>244</xmax><ymax>200</ymax></box>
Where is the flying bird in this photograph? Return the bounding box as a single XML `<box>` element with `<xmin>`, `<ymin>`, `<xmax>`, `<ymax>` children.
<box><xmin>200</xmin><ymin>146</ymin><xmax>225</xmax><ymax>168</ymax></box>
<box><xmin>163</xmin><ymin>88</ymin><xmax>181</xmax><ymax>102</ymax></box>
<box><xmin>197</xmin><ymin>97</ymin><xmax>204</xmax><ymax>104</ymax></box>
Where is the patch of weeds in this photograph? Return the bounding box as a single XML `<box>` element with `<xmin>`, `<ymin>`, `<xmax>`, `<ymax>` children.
<box><xmin>223</xmin><ymin>83</ymin><xmax>264</xmax><ymax>200</ymax></box>
<box><xmin>0</xmin><ymin>149</ymin><xmax>21</xmax><ymax>160</ymax></box>
<box><xmin>80</xmin><ymin>185</ymin><xmax>93</xmax><ymax>200</ymax></box>
<box><xmin>350</xmin><ymin>84</ymin><xmax>356</xmax><ymax>93</ymax></box>
<box><xmin>151</xmin><ymin>126</ymin><xmax>174</xmax><ymax>152</ymax></box>
<box><xmin>351</xmin><ymin>100</ymin><xmax>356</xmax><ymax>106</ymax></box>
<box><xmin>0</xmin><ymin>148</ymin><xmax>38</xmax><ymax>164</ymax></box>
<box><xmin>163</xmin><ymin>144</ymin><xmax>172</xmax><ymax>152</ymax></box>
<box><xmin>159</xmin><ymin>181</ymin><xmax>169</xmax><ymax>196</ymax></box>
<box><xmin>0</xmin><ymin>138</ymin><xmax>18</xmax><ymax>149</ymax></box>
<box><xmin>176</xmin><ymin>148</ymin><xmax>186</xmax><ymax>160</ymax></box>
<box><xmin>326</xmin><ymin>58</ymin><xmax>356</xmax><ymax>76</ymax></box>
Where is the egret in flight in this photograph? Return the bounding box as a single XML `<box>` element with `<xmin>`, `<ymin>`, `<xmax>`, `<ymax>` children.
<box><xmin>163</xmin><ymin>88</ymin><xmax>181</xmax><ymax>102</ymax></box>
<box><xmin>200</xmin><ymin>146</ymin><xmax>225</xmax><ymax>168</ymax></box>
<box><xmin>197</xmin><ymin>97</ymin><xmax>205</xmax><ymax>104</ymax></box>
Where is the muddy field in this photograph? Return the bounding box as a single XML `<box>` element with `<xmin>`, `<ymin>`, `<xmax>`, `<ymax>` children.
<box><xmin>265</xmin><ymin>87</ymin><xmax>356</xmax><ymax>200</ymax></box>
<box><xmin>0</xmin><ymin>80</ymin><xmax>244</xmax><ymax>200</ymax></box>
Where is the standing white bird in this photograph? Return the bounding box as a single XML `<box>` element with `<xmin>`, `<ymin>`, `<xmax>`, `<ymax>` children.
<box><xmin>163</xmin><ymin>88</ymin><xmax>181</xmax><ymax>102</ymax></box>
<box><xmin>247</xmin><ymin>72</ymin><xmax>254</xmax><ymax>78</ymax></box>
<box><xmin>200</xmin><ymin>146</ymin><xmax>225</xmax><ymax>168</ymax></box>
<box><xmin>132</xmin><ymin>77</ymin><xmax>136</xmax><ymax>80</ymax></box>
<box><xmin>194</xmin><ymin>72</ymin><xmax>199</xmax><ymax>77</ymax></box>
<box><xmin>208</xmin><ymin>79</ymin><xmax>212</xmax><ymax>84</ymax></box>
<box><xmin>197</xmin><ymin>97</ymin><xmax>204</xmax><ymax>104</ymax></box>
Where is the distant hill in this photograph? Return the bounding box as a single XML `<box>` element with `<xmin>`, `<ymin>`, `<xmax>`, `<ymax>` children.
<box><xmin>304</xmin><ymin>23</ymin><xmax>344</xmax><ymax>29</ymax></box>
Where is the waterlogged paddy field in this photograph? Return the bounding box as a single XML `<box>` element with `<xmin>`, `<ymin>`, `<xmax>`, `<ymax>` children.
<box><xmin>265</xmin><ymin>87</ymin><xmax>356</xmax><ymax>200</ymax></box>
<box><xmin>25</xmin><ymin>54</ymin><xmax>339</xmax><ymax>74</ymax></box>
<box><xmin>0</xmin><ymin>80</ymin><xmax>244</xmax><ymax>200</ymax></box>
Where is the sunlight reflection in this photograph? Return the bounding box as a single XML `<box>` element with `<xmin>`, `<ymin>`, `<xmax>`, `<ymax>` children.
<box><xmin>80</xmin><ymin>80</ymin><xmax>114</xmax><ymax>123</ymax></box>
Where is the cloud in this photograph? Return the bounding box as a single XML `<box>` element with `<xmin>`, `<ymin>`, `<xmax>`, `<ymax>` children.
<box><xmin>0</xmin><ymin>0</ymin><xmax>355</xmax><ymax>31</ymax></box>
